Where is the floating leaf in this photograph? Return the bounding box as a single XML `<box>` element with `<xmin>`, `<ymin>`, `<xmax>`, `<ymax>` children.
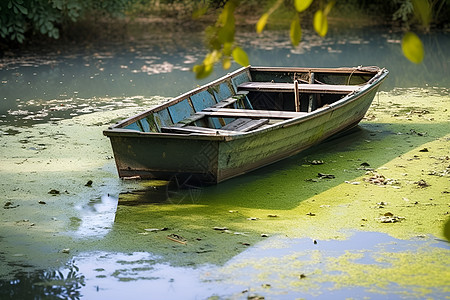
<box><xmin>313</xmin><ymin>10</ymin><xmax>328</xmax><ymax>37</ymax></box>
<box><xmin>290</xmin><ymin>17</ymin><xmax>302</xmax><ymax>47</ymax></box>
<box><xmin>412</xmin><ymin>0</ymin><xmax>431</xmax><ymax>27</ymax></box>
<box><xmin>402</xmin><ymin>31</ymin><xmax>424</xmax><ymax>64</ymax></box>
<box><xmin>294</xmin><ymin>0</ymin><xmax>313</xmax><ymax>13</ymax></box>
<box><xmin>256</xmin><ymin>13</ymin><xmax>269</xmax><ymax>34</ymax></box>
<box><xmin>232</xmin><ymin>46</ymin><xmax>249</xmax><ymax>66</ymax></box>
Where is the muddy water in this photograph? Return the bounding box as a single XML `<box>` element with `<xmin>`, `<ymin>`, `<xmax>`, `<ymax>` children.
<box><xmin>1</xmin><ymin>24</ymin><xmax>449</xmax><ymax>299</ymax></box>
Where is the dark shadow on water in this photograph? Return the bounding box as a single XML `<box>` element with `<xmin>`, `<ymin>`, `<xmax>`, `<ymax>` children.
<box><xmin>105</xmin><ymin>120</ymin><xmax>449</xmax><ymax>268</ymax></box>
<box><xmin>117</xmin><ymin>121</ymin><xmax>445</xmax><ymax>210</ymax></box>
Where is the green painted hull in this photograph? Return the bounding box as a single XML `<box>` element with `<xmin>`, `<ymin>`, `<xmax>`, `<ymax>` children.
<box><xmin>104</xmin><ymin>66</ymin><xmax>388</xmax><ymax>184</ymax></box>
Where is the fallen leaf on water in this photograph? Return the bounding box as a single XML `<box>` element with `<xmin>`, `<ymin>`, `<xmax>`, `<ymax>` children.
<box><xmin>415</xmin><ymin>179</ymin><xmax>430</xmax><ymax>188</ymax></box>
<box><xmin>213</xmin><ymin>226</ymin><xmax>228</xmax><ymax>231</ymax></box>
<box><xmin>377</xmin><ymin>212</ymin><xmax>405</xmax><ymax>223</ymax></box>
<box><xmin>318</xmin><ymin>173</ymin><xmax>335</xmax><ymax>179</ymax></box>
<box><xmin>167</xmin><ymin>234</ymin><xmax>187</xmax><ymax>245</ymax></box>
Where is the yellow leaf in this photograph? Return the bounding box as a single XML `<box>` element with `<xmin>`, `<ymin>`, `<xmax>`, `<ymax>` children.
<box><xmin>256</xmin><ymin>13</ymin><xmax>269</xmax><ymax>34</ymax></box>
<box><xmin>412</xmin><ymin>0</ymin><xmax>431</xmax><ymax>27</ymax></box>
<box><xmin>402</xmin><ymin>32</ymin><xmax>424</xmax><ymax>64</ymax></box>
<box><xmin>222</xmin><ymin>57</ymin><xmax>231</xmax><ymax>69</ymax></box>
<box><xmin>313</xmin><ymin>10</ymin><xmax>328</xmax><ymax>37</ymax></box>
<box><xmin>232</xmin><ymin>46</ymin><xmax>249</xmax><ymax>66</ymax></box>
<box><xmin>294</xmin><ymin>0</ymin><xmax>313</xmax><ymax>13</ymax></box>
<box><xmin>290</xmin><ymin>17</ymin><xmax>302</xmax><ymax>47</ymax></box>
<box><xmin>324</xmin><ymin>0</ymin><xmax>335</xmax><ymax>15</ymax></box>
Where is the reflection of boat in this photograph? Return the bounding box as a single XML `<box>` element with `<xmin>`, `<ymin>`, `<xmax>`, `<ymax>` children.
<box><xmin>104</xmin><ymin>66</ymin><xmax>388</xmax><ymax>184</ymax></box>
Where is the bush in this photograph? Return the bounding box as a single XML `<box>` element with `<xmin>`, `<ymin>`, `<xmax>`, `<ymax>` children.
<box><xmin>0</xmin><ymin>0</ymin><xmax>135</xmax><ymax>43</ymax></box>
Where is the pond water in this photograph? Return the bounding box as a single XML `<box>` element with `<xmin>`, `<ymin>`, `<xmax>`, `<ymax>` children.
<box><xmin>0</xmin><ymin>22</ymin><xmax>449</xmax><ymax>299</ymax></box>
<box><xmin>1</xmin><ymin>24</ymin><xmax>449</xmax><ymax>127</ymax></box>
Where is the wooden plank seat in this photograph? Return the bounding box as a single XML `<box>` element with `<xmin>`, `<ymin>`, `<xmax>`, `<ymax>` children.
<box><xmin>173</xmin><ymin>113</ymin><xmax>205</xmax><ymax>127</ymax></box>
<box><xmin>220</xmin><ymin>118</ymin><xmax>269</xmax><ymax>132</ymax></box>
<box><xmin>173</xmin><ymin>91</ymin><xmax>250</xmax><ymax>127</ymax></box>
<box><xmin>162</xmin><ymin>117</ymin><xmax>270</xmax><ymax>135</ymax></box>
<box><xmin>161</xmin><ymin>126</ymin><xmax>239</xmax><ymax>135</ymax></box>
<box><xmin>201</xmin><ymin>108</ymin><xmax>307</xmax><ymax>119</ymax></box>
<box><xmin>210</xmin><ymin>91</ymin><xmax>249</xmax><ymax>109</ymax></box>
<box><xmin>238</xmin><ymin>82</ymin><xmax>361</xmax><ymax>94</ymax></box>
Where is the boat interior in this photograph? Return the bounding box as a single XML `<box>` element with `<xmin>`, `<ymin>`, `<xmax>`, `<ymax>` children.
<box><xmin>120</xmin><ymin>67</ymin><xmax>377</xmax><ymax>135</ymax></box>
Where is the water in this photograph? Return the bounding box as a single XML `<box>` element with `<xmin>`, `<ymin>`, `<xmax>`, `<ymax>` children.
<box><xmin>1</xmin><ymin>22</ymin><xmax>449</xmax><ymax>299</ymax></box>
<box><xmin>1</xmin><ymin>25</ymin><xmax>449</xmax><ymax>126</ymax></box>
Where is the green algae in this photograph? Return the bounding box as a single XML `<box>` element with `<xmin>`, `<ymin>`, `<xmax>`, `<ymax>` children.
<box><xmin>0</xmin><ymin>89</ymin><xmax>449</xmax><ymax>297</ymax></box>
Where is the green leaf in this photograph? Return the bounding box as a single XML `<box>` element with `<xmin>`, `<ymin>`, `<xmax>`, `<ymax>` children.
<box><xmin>218</xmin><ymin>22</ymin><xmax>235</xmax><ymax>44</ymax></box>
<box><xmin>401</xmin><ymin>31</ymin><xmax>424</xmax><ymax>64</ymax></box>
<box><xmin>290</xmin><ymin>17</ymin><xmax>302</xmax><ymax>47</ymax></box>
<box><xmin>223</xmin><ymin>42</ymin><xmax>233</xmax><ymax>56</ymax></box>
<box><xmin>193</xmin><ymin>64</ymin><xmax>213</xmax><ymax>79</ymax></box>
<box><xmin>232</xmin><ymin>46</ymin><xmax>249</xmax><ymax>67</ymax></box>
<box><xmin>294</xmin><ymin>0</ymin><xmax>313</xmax><ymax>13</ymax></box>
<box><xmin>15</xmin><ymin>3</ymin><xmax>28</xmax><ymax>15</ymax></box>
<box><xmin>313</xmin><ymin>10</ymin><xmax>328</xmax><ymax>37</ymax></box>
<box><xmin>412</xmin><ymin>0</ymin><xmax>431</xmax><ymax>27</ymax></box>
<box><xmin>192</xmin><ymin>5</ymin><xmax>209</xmax><ymax>19</ymax></box>
<box><xmin>256</xmin><ymin>13</ymin><xmax>269</xmax><ymax>34</ymax></box>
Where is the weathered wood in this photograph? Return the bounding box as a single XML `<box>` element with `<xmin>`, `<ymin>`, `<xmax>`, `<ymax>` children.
<box><xmin>238</xmin><ymin>82</ymin><xmax>361</xmax><ymax>94</ymax></box>
<box><xmin>161</xmin><ymin>126</ymin><xmax>238</xmax><ymax>135</ymax></box>
<box><xmin>308</xmin><ymin>73</ymin><xmax>315</xmax><ymax>113</ymax></box>
<box><xmin>104</xmin><ymin>65</ymin><xmax>388</xmax><ymax>184</ymax></box>
<box><xmin>249</xmin><ymin>66</ymin><xmax>380</xmax><ymax>74</ymax></box>
<box><xmin>221</xmin><ymin>118</ymin><xmax>269</xmax><ymax>132</ymax></box>
<box><xmin>201</xmin><ymin>108</ymin><xmax>307</xmax><ymax>119</ymax></box>
<box><xmin>174</xmin><ymin>113</ymin><xmax>206</xmax><ymax>127</ymax></box>
<box><xmin>294</xmin><ymin>80</ymin><xmax>300</xmax><ymax>112</ymax></box>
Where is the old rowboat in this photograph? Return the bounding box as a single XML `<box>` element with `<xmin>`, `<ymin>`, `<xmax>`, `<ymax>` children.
<box><xmin>104</xmin><ymin>66</ymin><xmax>388</xmax><ymax>184</ymax></box>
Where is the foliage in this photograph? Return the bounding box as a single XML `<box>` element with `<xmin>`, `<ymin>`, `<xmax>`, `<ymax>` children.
<box><xmin>0</xmin><ymin>0</ymin><xmax>135</xmax><ymax>43</ymax></box>
<box><xmin>194</xmin><ymin>0</ymin><xmax>448</xmax><ymax>76</ymax></box>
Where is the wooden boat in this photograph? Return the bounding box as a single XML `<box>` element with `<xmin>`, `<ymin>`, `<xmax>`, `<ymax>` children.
<box><xmin>104</xmin><ymin>66</ymin><xmax>388</xmax><ymax>184</ymax></box>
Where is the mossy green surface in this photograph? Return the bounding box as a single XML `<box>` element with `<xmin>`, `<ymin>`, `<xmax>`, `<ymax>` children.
<box><xmin>0</xmin><ymin>89</ymin><xmax>449</xmax><ymax>298</ymax></box>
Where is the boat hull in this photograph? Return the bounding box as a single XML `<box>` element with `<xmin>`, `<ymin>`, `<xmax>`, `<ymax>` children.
<box><xmin>104</xmin><ymin>66</ymin><xmax>388</xmax><ymax>184</ymax></box>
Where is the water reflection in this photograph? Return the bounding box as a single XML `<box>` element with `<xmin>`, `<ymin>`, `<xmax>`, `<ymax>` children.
<box><xmin>72</xmin><ymin>194</ymin><xmax>118</xmax><ymax>237</ymax></box>
<box><xmin>2</xmin><ymin>232</ymin><xmax>446</xmax><ymax>300</ymax></box>
<box><xmin>0</xmin><ymin>261</ymin><xmax>85</xmax><ymax>300</ymax></box>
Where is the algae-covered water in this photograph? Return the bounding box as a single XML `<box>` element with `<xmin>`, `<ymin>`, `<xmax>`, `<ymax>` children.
<box><xmin>1</xmin><ymin>24</ymin><xmax>449</xmax><ymax>299</ymax></box>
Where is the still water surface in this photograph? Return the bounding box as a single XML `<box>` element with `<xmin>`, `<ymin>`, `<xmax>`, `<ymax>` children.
<box><xmin>1</xmin><ymin>25</ymin><xmax>449</xmax><ymax>127</ymax></box>
<box><xmin>0</xmin><ymin>24</ymin><xmax>449</xmax><ymax>299</ymax></box>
